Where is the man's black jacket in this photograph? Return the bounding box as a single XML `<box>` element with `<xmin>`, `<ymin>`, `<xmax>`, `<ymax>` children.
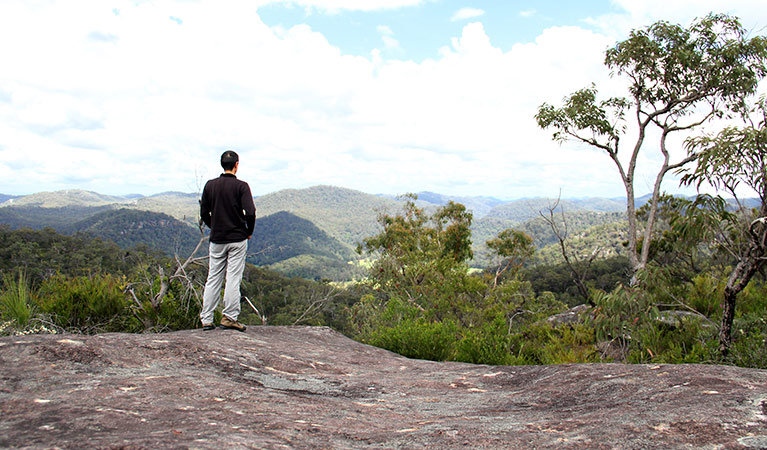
<box><xmin>200</xmin><ymin>173</ymin><xmax>256</xmax><ymax>244</ymax></box>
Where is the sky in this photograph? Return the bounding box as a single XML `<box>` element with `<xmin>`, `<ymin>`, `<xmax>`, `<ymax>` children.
<box><xmin>1</xmin><ymin>0</ymin><xmax>766</xmax><ymax>200</ymax></box>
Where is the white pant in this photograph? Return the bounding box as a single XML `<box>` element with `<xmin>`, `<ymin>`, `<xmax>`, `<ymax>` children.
<box><xmin>200</xmin><ymin>240</ymin><xmax>248</xmax><ymax>324</ymax></box>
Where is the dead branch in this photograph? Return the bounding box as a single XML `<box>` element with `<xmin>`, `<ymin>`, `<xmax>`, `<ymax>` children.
<box><xmin>539</xmin><ymin>196</ymin><xmax>595</xmax><ymax>303</ymax></box>
<box><xmin>293</xmin><ymin>286</ymin><xmax>342</xmax><ymax>326</ymax></box>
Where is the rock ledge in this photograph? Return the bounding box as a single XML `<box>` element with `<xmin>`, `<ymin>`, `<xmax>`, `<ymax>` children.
<box><xmin>1</xmin><ymin>326</ymin><xmax>766</xmax><ymax>449</ymax></box>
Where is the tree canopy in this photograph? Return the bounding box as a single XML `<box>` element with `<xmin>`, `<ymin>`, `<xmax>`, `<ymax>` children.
<box><xmin>679</xmin><ymin>98</ymin><xmax>767</xmax><ymax>353</ymax></box>
<box><xmin>536</xmin><ymin>13</ymin><xmax>767</xmax><ymax>277</ymax></box>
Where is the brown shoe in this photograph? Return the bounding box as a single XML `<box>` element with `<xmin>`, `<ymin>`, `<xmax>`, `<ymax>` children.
<box><xmin>202</xmin><ymin>323</ymin><xmax>216</xmax><ymax>331</ymax></box>
<box><xmin>221</xmin><ymin>315</ymin><xmax>246</xmax><ymax>332</ymax></box>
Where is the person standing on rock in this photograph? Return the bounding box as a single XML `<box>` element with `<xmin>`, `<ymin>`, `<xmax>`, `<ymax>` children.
<box><xmin>199</xmin><ymin>150</ymin><xmax>256</xmax><ymax>332</ymax></box>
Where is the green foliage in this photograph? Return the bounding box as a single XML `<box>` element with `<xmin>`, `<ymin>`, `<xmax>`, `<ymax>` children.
<box><xmin>566</xmin><ymin>262</ymin><xmax>767</xmax><ymax>367</ymax></box>
<box><xmin>536</xmin><ymin>84</ymin><xmax>627</xmax><ymax>146</ymax></box>
<box><xmin>586</xmin><ymin>266</ymin><xmax>725</xmax><ymax>364</ymax></box>
<box><xmin>264</xmin><ymin>254</ymin><xmax>365</xmax><ymax>282</ymax></box>
<box><xmin>240</xmin><ymin>265</ymin><xmax>361</xmax><ymax>332</ymax></box>
<box><xmin>0</xmin><ymin>271</ymin><xmax>35</xmax><ymax>327</ymax></box>
<box><xmin>678</xmin><ymin>98</ymin><xmax>767</xmax><ymax>353</ymax></box>
<box><xmin>352</xmin><ymin>294</ymin><xmax>584</xmax><ymax>366</ymax></box>
<box><xmin>358</xmin><ymin>196</ymin><xmax>481</xmax><ymax>325</ymax></box>
<box><xmin>454</xmin><ymin>314</ymin><xmax>523</xmax><ymax>365</ymax></box>
<box><xmin>37</xmin><ymin>273</ymin><xmax>139</xmax><ymax>333</ymax></box>
<box><xmin>0</xmin><ymin>225</ymin><xmax>158</xmax><ymax>285</ymax></box>
<box><xmin>636</xmin><ymin>194</ymin><xmax>698</xmax><ymax>268</ymax></box>
<box><xmin>724</xmin><ymin>281</ymin><xmax>767</xmax><ymax>368</ymax></box>
<box><xmin>683</xmin><ymin>106</ymin><xmax>767</xmax><ymax>196</ymax></box>
<box><xmin>519</xmin><ymin>323</ymin><xmax>600</xmax><ymax>364</ymax></box>
<box><xmin>606</xmin><ymin>14</ymin><xmax>767</xmax><ymax>112</ymax></box>
<box><xmin>486</xmin><ymin>229</ymin><xmax>534</xmax><ymax>280</ymax></box>
<box><xmin>522</xmin><ymin>256</ymin><xmax>631</xmax><ymax>306</ymax></box>
<box><xmin>141</xmin><ymin>289</ymin><xmax>201</xmax><ymax>332</ymax></box>
<box><xmin>125</xmin><ymin>259</ymin><xmax>205</xmax><ymax>332</ymax></box>
<box><xmin>537</xmin><ymin>14</ymin><xmax>767</xmax><ymax>275</ymax></box>
<box><xmin>358</xmin><ymin>296</ymin><xmax>459</xmax><ymax>361</ymax></box>
<box><xmin>362</xmin><ymin>195</ymin><xmax>473</xmax><ymax>266</ymax></box>
<box><xmin>354</xmin><ymin>197</ymin><xmax>571</xmax><ymax>365</ymax></box>
<box><xmin>686</xmin><ymin>272</ymin><xmax>724</xmax><ymax>317</ymax></box>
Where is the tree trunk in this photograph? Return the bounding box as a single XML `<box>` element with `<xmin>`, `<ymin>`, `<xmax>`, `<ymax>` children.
<box><xmin>719</xmin><ymin>243</ymin><xmax>763</xmax><ymax>356</ymax></box>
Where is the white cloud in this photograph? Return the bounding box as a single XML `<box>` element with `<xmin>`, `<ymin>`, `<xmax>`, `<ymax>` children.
<box><xmin>593</xmin><ymin>0</ymin><xmax>767</xmax><ymax>39</ymax></box>
<box><xmin>451</xmin><ymin>7</ymin><xmax>485</xmax><ymax>22</ymax></box>
<box><xmin>0</xmin><ymin>0</ymin><xmax>644</xmax><ymax>198</ymax></box>
<box><xmin>0</xmin><ymin>0</ymin><xmax>764</xmax><ymax>199</ymax></box>
<box><xmin>519</xmin><ymin>9</ymin><xmax>536</xmax><ymax>18</ymax></box>
<box><xmin>376</xmin><ymin>25</ymin><xmax>401</xmax><ymax>50</ymax></box>
<box><xmin>262</xmin><ymin>0</ymin><xmax>424</xmax><ymax>13</ymax></box>
<box><xmin>381</xmin><ymin>35</ymin><xmax>401</xmax><ymax>50</ymax></box>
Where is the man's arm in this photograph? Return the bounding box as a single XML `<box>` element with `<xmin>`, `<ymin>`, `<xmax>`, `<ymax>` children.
<box><xmin>241</xmin><ymin>184</ymin><xmax>256</xmax><ymax>238</ymax></box>
<box><xmin>199</xmin><ymin>182</ymin><xmax>212</xmax><ymax>229</ymax></box>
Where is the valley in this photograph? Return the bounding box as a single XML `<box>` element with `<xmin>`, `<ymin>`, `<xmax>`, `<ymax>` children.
<box><xmin>0</xmin><ymin>185</ymin><xmax>637</xmax><ymax>281</ymax></box>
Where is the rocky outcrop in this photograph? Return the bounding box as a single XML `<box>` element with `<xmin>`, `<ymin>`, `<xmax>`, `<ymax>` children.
<box><xmin>546</xmin><ymin>304</ymin><xmax>592</xmax><ymax>326</ymax></box>
<box><xmin>1</xmin><ymin>327</ymin><xmax>766</xmax><ymax>449</ymax></box>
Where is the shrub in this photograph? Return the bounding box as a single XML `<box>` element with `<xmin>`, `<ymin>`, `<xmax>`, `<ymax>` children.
<box><xmin>37</xmin><ymin>274</ymin><xmax>139</xmax><ymax>333</ymax></box>
<box><xmin>155</xmin><ymin>289</ymin><xmax>202</xmax><ymax>331</ymax></box>
<box><xmin>686</xmin><ymin>273</ymin><xmax>724</xmax><ymax>318</ymax></box>
<box><xmin>520</xmin><ymin>322</ymin><xmax>600</xmax><ymax>364</ymax></box>
<box><xmin>0</xmin><ymin>271</ymin><xmax>35</xmax><ymax>328</ymax></box>
<box><xmin>724</xmin><ymin>280</ymin><xmax>767</xmax><ymax>368</ymax></box>
<box><xmin>355</xmin><ymin>296</ymin><xmax>458</xmax><ymax>361</ymax></box>
<box><xmin>367</xmin><ymin>317</ymin><xmax>459</xmax><ymax>361</ymax></box>
<box><xmin>454</xmin><ymin>314</ymin><xmax>523</xmax><ymax>365</ymax></box>
<box><xmin>588</xmin><ymin>277</ymin><xmax>720</xmax><ymax>364</ymax></box>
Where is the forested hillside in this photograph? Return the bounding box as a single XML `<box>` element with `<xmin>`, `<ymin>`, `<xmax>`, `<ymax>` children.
<box><xmin>3</xmin><ymin>186</ymin><xmax>759</xmax><ymax>284</ymax></box>
<box><xmin>472</xmin><ymin>207</ymin><xmax>626</xmax><ymax>267</ymax></box>
<box><xmin>0</xmin><ymin>205</ymin><xmax>201</xmax><ymax>257</ymax></box>
<box><xmin>482</xmin><ymin>197</ymin><xmax>623</xmax><ymax>223</ymax></box>
<box><xmin>255</xmin><ymin>185</ymin><xmax>401</xmax><ymax>249</ymax></box>
<box><xmin>0</xmin><ymin>225</ymin><xmax>145</xmax><ymax>283</ymax></box>
<box><xmin>249</xmin><ymin>211</ymin><xmax>364</xmax><ymax>281</ymax></box>
<box><xmin>0</xmin><ymin>187</ymin><xmax>637</xmax><ymax>279</ymax></box>
<box><xmin>65</xmin><ymin>209</ymin><xmax>202</xmax><ymax>258</ymax></box>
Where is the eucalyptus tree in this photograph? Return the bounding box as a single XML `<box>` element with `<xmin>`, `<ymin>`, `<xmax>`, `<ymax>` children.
<box><xmin>536</xmin><ymin>14</ymin><xmax>767</xmax><ymax>278</ymax></box>
<box><xmin>486</xmin><ymin>228</ymin><xmax>535</xmax><ymax>288</ymax></box>
<box><xmin>357</xmin><ymin>195</ymin><xmax>475</xmax><ymax>317</ymax></box>
<box><xmin>679</xmin><ymin>98</ymin><xmax>767</xmax><ymax>355</ymax></box>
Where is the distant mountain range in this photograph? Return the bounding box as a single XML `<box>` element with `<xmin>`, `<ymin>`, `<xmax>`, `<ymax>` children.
<box><xmin>67</xmin><ymin>209</ymin><xmax>202</xmax><ymax>257</ymax></box>
<box><xmin>2</xmin><ymin>186</ymin><xmax>757</xmax><ymax>280</ymax></box>
<box><xmin>379</xmin><ymin>191</ymin><xmax>507</xmax><ymax>218</ymax></box>
<box><xmin>0</xmin><ymin>194</ymin><xmax>19</xmax><ymax>204</ymax></box>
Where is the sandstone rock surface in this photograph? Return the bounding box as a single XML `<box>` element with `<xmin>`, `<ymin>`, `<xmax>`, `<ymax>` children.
<box><xmin>1</xmin><ymin>326</ymin><xmax>766</xmax><ymax>449</ymax></box>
